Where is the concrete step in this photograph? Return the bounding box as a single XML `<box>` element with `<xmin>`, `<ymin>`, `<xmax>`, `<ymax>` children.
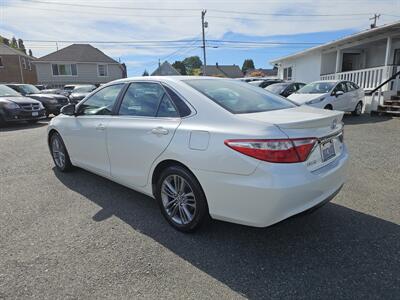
<box><xmin>384</xmin><ymin>100</ymin><xmax>400</xmax><ymax>105</ymax></box>
<box><xmin>377</xmin><ymin>109</ymin><xmax>400</xmax><ymax>116</ymax></box>
<box><xmin>378</xmin><ymin>105</ymin><xmax>400</xmax><ymax>111</ymax></box>
<box><xmin>391</xmin><ymin>95</ymin><xmax>400</xmax><ymax>100</ymax></box>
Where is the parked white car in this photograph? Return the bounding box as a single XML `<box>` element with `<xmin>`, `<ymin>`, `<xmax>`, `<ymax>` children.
<box><xmin>48</xmin><ymin>77</ymin><xmax>348</xmax><ymax>232</ymax></box>
<box><xmin>288</xmin><ymin>80</ymin><xmax>364</xmax><ymax>115</ymax></box>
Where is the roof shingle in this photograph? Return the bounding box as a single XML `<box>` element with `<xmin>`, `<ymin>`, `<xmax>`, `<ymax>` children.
<box><xmin>36</xmin><ymin>44</ymin><xmax>118</xmax><ymax>63</ymax></box>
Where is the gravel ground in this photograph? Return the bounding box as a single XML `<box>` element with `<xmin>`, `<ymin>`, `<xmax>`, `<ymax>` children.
<box><xmin>0</xmin><ymin>115</ymin><xmax>399</xmax><ymax>299</ymax></box>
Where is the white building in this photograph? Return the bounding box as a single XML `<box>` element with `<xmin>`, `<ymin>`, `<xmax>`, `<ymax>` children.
<box><xmin>270</xmin><ymin>21</ymin><xmax>400</xmax><ymax>113</ymax></box>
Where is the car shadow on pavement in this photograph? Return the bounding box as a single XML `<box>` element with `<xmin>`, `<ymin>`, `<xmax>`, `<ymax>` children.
<box><xmin>53</xmin><ymin>168</ymin><xmax>400</xmax><ymax>299</ymax></box>
<box><xmin>342</xmin><ymin>114</ymin><xmax>392</xmax><ymax>125</ymax></box>
<box><xmin>0</xmin><ymin>120</ymin><xmax>48</xmax><ymax>132</ymax></box>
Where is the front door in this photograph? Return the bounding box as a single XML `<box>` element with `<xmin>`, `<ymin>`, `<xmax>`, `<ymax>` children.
<box><xmin>107</xmin><ymin>82</ymin><xmax>181</xmax><ymax>188</ymax></box>
<box><xmin>62</xmin><ymin>84</ymin><xmax>125</xmax><ymax>176</ymax></box>
<box><xmin>331</xmin><ymin>81</ymin><xmax>350</xmax><ymax>110</ymax></box>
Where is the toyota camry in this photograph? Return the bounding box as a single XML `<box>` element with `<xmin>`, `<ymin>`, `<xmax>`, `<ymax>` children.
<box><xmin>48</xmin><ymin>76</ymin><xmax>348</xmax><ymax>232</ymax></box>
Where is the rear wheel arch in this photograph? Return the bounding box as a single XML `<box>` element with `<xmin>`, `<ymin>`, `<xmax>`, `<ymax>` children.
<box><xmin>151</xmin><ymin>160</ymin><xmax>203</xmax><ymax>197</ymax></box>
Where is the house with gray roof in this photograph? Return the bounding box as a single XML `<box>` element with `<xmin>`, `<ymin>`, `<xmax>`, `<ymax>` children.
<box><xmin>151</xmin><ymin>61</ymin><xmax>180</xmax><ymax>76</ymax></box>
<box><xmin>201</xmin><ymin>63</ymin><xmax>243</xmax><ymax>78</ymax></box>
<box><xmin>35</xmin><ymin>44</ymin><xmax>126</xmax><ymax>88</ymax></box>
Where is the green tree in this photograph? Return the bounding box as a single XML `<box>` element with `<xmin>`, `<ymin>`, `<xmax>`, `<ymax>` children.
<box><xmin>18</xmin><ymin>38</ymin><xmax>26</xmax><ymax>54</ymax></box>
<box><xmin>0</xmin><ymin>36</ymin><xmax>10</xmax><ymax>46</ymax></box>
<box><xmin>182</xmin><ymin>56</ymin><xmax>202</xmax><ymax>75</ymax></box>
<box><xmin>172</xmin><ymin>60</ymin><xmax>187</xmax><ymax>75</ymax></box>
<box><xmin>10</xmin><ymin>36</ymin><xmax>18</xmax><ymax>49</ymax></box>
<box><xmin>142</xmin><ymin>69</ymin><xmax>149</xmax><ymax>76</ymax></box>
<box><xmin>241</xmin><ymin>59</ymin><xmax>255</xmax><ymax>73</ymax></box>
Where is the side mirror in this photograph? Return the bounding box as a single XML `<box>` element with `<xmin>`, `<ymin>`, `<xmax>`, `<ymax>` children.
<box><xmin>60</xmin><ymin>103</ymin><xmax>76</xmax><ymax>116</ymax></box>
<box><xmin>333</xmin><ymin>90</ymin><xmax>344</xmax><ymax>97</ymax></box>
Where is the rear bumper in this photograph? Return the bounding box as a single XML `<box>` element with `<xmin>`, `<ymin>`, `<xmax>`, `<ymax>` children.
<box><xmin>193</xmin><ymin>146</ymin><xmax>349</xmax><ymax>227</ymax></box>
<box><xmin>43</xmin><ymin>103</ymin><xmax>64</xmax><ymax>114</ymax></box>
<box><xmin>0</xmin><ymin>108</ymin><xmax>47</xmax><ymax>122</ymax></box>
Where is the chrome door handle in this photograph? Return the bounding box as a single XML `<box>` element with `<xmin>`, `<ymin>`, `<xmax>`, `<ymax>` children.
<box><xmin>151</xmin><ymin>127</ymin><xmax>169</xmax><ymax>135</ymax></box>
<box><xmin>96</xmin><ymin>123</ymin><xmax>106</xmax><ymax>131</ymax></box>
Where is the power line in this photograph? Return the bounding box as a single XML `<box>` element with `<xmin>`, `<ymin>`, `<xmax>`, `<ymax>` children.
<box><xmin>23</xmin><ymin>39</ymin><xmax>324</xmax><ymax>45</ymax></box>
<box><xmin>16</xmin><ymin>0</ymin><xmax>378</xmax><ymax>17</ymax></box>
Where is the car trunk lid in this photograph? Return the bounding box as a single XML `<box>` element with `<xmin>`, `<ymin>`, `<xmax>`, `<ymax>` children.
<box><xmin>238</xmin><ymin>106</ymin><xmax>345</xmax><ymax>170</ymax></box>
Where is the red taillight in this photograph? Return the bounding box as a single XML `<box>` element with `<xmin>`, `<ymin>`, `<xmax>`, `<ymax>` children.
<box><xmin>224</xmin><ymin>138</ymin><xmax>317</xmax><ymax>163</ymax></box>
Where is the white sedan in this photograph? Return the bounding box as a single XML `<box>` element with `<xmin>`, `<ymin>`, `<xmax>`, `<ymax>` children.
<box><xmin>48</xmin><ymin>77</ymin><xmax>348</xmax><ymax>232</ymax></box>
<box><xmin>288</xmin><ymin>80</ymin><xmax>364</xmax><ymax>115</ymax></box>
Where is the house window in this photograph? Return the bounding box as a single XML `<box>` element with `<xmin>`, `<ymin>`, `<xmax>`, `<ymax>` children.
<box><xmin>98</xmin><ymin>64</ymin><xmax>108</xmax><ymax>77</ymax></box>
<box><xmin>0</xmin><ymin>57</ymin><xmax>3</xmax><ymax>68</ymax></box>
<box><xmin>52</xmin><ymin>64</ymin><xmax>78</xmax><ymax>76</ymax></box>
<box><xmin>28</xmin><ymin>60</ymin><xmax>32</xmax><ymax>71</ymax></box>
<box><xmin>21</xmin><ymin>58</ymin><xmax>27</xmax><ymax>69</ymax></box>
<box><xmin>283</xmin><ymin>67</ymin><xmax>292</xmax><ymax>80</ymax></box>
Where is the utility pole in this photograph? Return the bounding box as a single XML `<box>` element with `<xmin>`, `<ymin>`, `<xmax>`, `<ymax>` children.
<box><xmin>370</xmin><ymin>13</ymin><xmax>380</xmax><ymax>29</ymax></box>
<box><xmin>201</xmin><ymin>10</ymin><xmax>207</xmax><ymax>76</ymax></box>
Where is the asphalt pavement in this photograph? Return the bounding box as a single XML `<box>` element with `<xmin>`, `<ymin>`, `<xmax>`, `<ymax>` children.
<box><xmin>0</xmin><ymin>115</ymin><xmax>399</xmax><ymax>299</ymax></box>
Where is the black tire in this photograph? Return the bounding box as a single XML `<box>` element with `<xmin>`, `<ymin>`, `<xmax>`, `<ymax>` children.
<box><xmin>324</xmin><ymin>104</ymin><xmax>333</xmax><ymax>110</ymax></box>
<box><xmin>155</xmin><ymin>165</ymin><xmax>209</xmax><ymax>232</ymax></box>
<box><xmin>49</xmin><ymin>132</ymin><xmax>73</xmax><ymax>172</ymax></box>
<box><xmin>352</xmin><ymin>101</ymin><xmax>363</xmax><ymax>116</ymax></box>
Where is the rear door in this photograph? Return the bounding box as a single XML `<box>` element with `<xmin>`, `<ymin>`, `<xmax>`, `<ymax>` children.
<box><xmin>106</xmin><ymin>81</ymin><xmax>182</xmax><ymax>188</ymax></box>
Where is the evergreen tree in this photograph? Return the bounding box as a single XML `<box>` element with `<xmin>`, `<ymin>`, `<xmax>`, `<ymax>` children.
<box><xmin>29</xmin><ymin>49</ymin><xmax>33</xmax><ymax>57</ymax></box>
<box><xmin>10</xmin><ymin>37</ymin><xmax>18</xmax><ymax>49</ymax></box>
<box><xmin>18</xmin><ymin>39</ymin><xmax>26</xmax><ymax>53</ymax></box>
<box><xmin>142</xmin><ymin>69</ymin><xmax>149</xmax><ymax>76</ymax></box>
<box><xmin>241</xmin><ymin>59</ymin><xmax>255</xmax><ymax>73</ymax></box>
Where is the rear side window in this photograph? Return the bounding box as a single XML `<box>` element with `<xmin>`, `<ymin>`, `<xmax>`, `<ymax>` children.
<box><xmin>184</xmin><ymin>79</ymin><xmax>295</xmax><ymax>114</ymax></box>
<box><xmin>163</xmin><ymin>86</ymin><xmax>192</xmax><ymax>117</ymax></box>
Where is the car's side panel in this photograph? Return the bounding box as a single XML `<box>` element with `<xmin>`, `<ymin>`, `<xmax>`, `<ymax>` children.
<box><xmin>59</xmin><ymin>115</ymin><xmax>113</xmax><ymax>176</ymax></box>
<box><xmin>107</xmin><ymin>116</ymin><xmax>181</xmax><ymax>187</ymax></box>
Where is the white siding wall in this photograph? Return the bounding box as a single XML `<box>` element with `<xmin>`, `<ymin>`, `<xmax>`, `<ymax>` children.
<box><xmin>35</xmin><ymin>62</ymin><xmax>124</xmax><ymax>86</ymax></box>
<box><xmin>277</xmin><ymin>51</ymin><xmax>322</xmax><ymax>83</ymax></box>
<box><xmin>320</xmin><ymin>51</ymin><xmax>337</xmax><ymax>75</ymax></box>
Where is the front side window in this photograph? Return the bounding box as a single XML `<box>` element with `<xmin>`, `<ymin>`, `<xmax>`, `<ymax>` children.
<box><xmin>118</xmin><ymin>82</ymin><xmax>178</xmax><ymax>117</ymax></box>
<box><xmin>98</xmin><ymin>64</ymin><xmax>108</xmax><ymax>76</ymax></box>
<box><xmin>78</xmin><ymin>84</ymin><xmax>124</xmax><ymax>115</ymax></box>
<box><xmin>333</xmin><ymin>82</ymin><xmax>348</xmax><ymax>93</ymax></box>
<box><xmin>52</xmin><ymin>64</ymin><xmax>78</xmax><ymax>76</ymax></box>
<box><xmin>184</xmin><ymin>79</ymin><xmax>295</xmax><ymax>114</ymax></box>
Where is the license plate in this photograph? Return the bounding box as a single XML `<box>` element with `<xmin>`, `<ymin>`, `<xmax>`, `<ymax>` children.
<box><xmin>32</xmin><ymin>112</ymin><xmax>39</xmax><ymax>117</ymax></box>
<box><xmin>321</xmin><ymin>140</ymin><xmax>336</xmax><ymax>162</ymax></box>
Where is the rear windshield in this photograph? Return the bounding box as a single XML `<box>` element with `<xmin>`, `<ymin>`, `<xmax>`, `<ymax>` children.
<box><xmin>184</xmin><ymin>79</ymin><xmax>295</xmax><ymax>114</ymax></box>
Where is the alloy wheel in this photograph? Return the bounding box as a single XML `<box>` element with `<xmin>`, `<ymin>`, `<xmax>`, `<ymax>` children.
<box><xmin>52</xmin><ymin>137</ymin><xmax>66</xmax><ymax>168</ymax></box>
<box><xmin>161</xmin><ymin>175</ymin><xmax>197</xmax><ymax>225</ymax></box>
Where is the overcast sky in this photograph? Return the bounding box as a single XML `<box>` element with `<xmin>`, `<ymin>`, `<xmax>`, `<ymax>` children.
<box><xmin>1</xmin><ymin>0</ymin><xmax>400</xmax><ymax>75</ymax></box>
